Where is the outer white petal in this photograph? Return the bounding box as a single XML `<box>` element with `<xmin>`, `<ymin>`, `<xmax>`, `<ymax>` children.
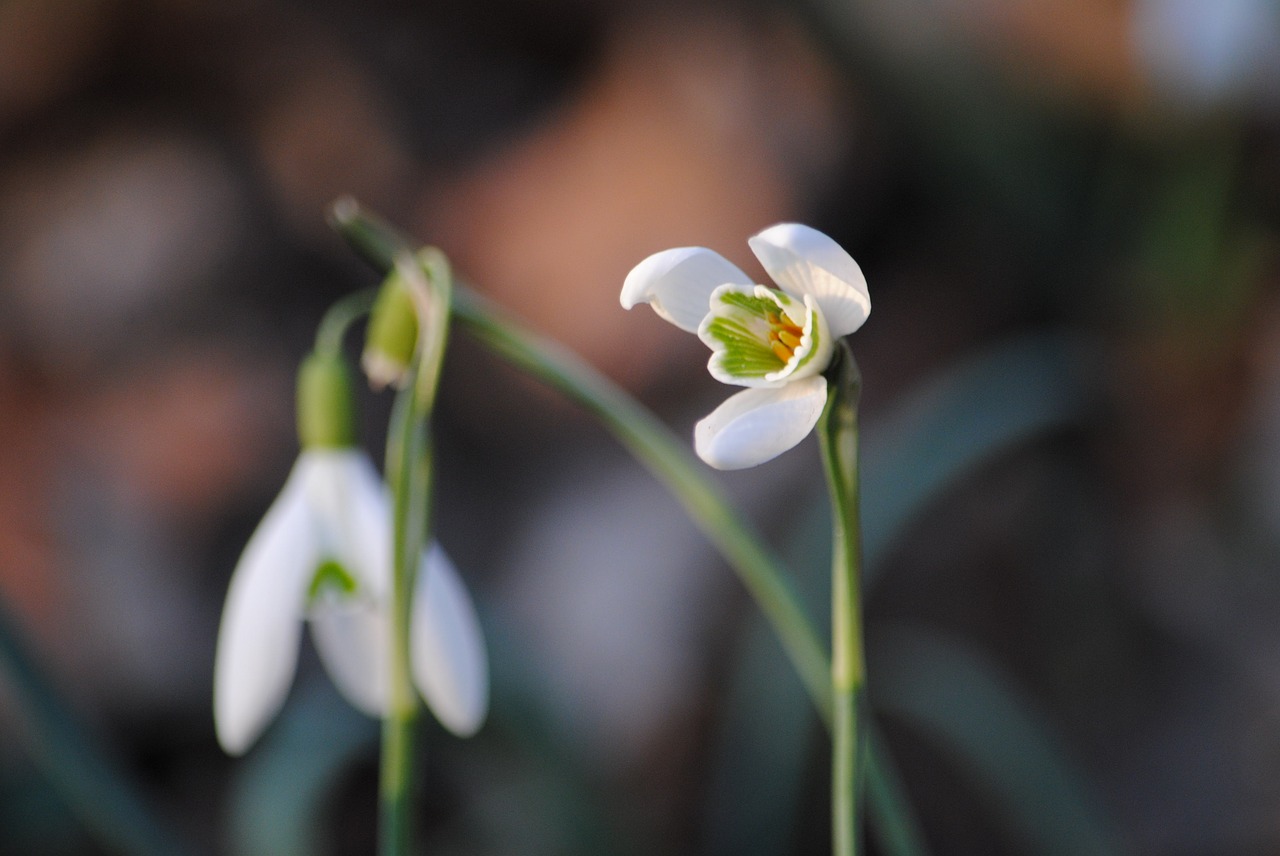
<box><xmin>694</xmin><ymin>376</ymin><xmax>829</xmax><ymax>470</ymax></box>
<box><xmin>411</xmin><ymin>545</ymin><xmax>489</xmax><ymax>737</ymax></box>
<box><xmin>309</xmin><ymin>599</ymin><xmax>389</xmax><ymax>717</ymax></box>
<box><xmin>213</xmin><ymin>462</ymin><xmax>318</xmax><ymax>755</ymax></box>
<box><xmin>748</xmin><ymin>224</ymin><xmax>870</xmax><ymax>337</ymax></box>
<box><xmin>621</xmin><ymin>247</ymin><xmax>753</xmax><ymax>333</ymax></box>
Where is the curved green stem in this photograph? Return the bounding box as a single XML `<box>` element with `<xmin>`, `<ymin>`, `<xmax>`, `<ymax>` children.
<box><xmin>315</xmin><ymin>288</ymin><xmax>377</xmax><ymax>356</ymax></box>
<box><xmin>380</xmin><ymin>251</ymin><xmax>453</xmax><ymax>856</ymax></box>
<box><xmin>818</xmin><ymin>344</ymin><xmax>866</xmax><ymax>856</ymax></box>
<box><xmin>329</xmin><ymin>198</ymin><xmax>925</xmax><ymax>856</ymax></box>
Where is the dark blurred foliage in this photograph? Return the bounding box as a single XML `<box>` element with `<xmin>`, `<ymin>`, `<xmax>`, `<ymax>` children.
<box><xmin>1</xmin><ymin>0</ymin><xmax>1279</xmax><ymax>854</ymax></box>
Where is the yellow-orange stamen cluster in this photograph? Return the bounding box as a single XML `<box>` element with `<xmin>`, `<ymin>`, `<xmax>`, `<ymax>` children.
<box><xmin>767</xmin><ymin>311</ymin><xmax>805</xmax><ymax>363</ymax></box>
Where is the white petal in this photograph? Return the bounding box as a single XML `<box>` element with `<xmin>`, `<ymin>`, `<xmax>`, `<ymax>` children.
<box><xmin>309</xmin><ymin>599</ymin><xmax>389</xmax><ymax>717</ymax></box>
<box><xmin>694</xmin><ymin>376</ymin><xmax>829</xmax><ymax>470</ymax></box>
<box><xmin>299</xmin><ymin>449</ymin><xmax>395</xmax><ymax>714</ymax></box>
<box><xmin>621</xmin><ymin>247</ymin><xmax>753</xmax><ymax>333</ymax></box>
<box><xmin>301</xmin><ymin>450</ymin><xmax>391</xmax><ymax>599</ymax></box>
<box><xmin>411</xmin><ymin>545</ymin><xmax>489</xmax><ymax>736</ymax></box>
<box><xmin>213</xmin><ymin>462</ymin><xmax>318</xmax><ymax>755</ymax></box>
<box><xmin>748</xmin><ymin>224</ymin><xmax>870</xmax><ymax>337</ymax></box>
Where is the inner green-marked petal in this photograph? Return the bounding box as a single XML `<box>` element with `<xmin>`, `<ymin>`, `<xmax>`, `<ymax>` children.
<box><xmin>789</xmin><ymin>314</ymin><xmax>822</xmax><ymax>373</ymax></box>
<box><xmin>716</xmin><ymin>290</ymin><xmax>780</xmax><ymax>316</ymax></box>
<box><xmin>308</xmin><ymin>558</ymin><xmax>359</xmax><ymax>603</ymax></box>
<box><xmin>701</xmin><ymin>284</ymin><xmax>830</xmax><ymax>385</ymax></box>
<box><xmin>704</xmin><ymin>316</ymin><xmax>785</xmax><ymax>378</ymax></box>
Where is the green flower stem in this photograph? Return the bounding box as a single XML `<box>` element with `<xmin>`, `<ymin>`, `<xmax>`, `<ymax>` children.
<box><xmin>329</xmin><ymin>198</ymin><xmax>924</xmax><ymax>856</ymax></box>
<box><xmin>380</xmin><ymin>252</ymin><xmax>453</xmax><ymax>856</ymax></box>
<box><xmin>315</xmin><ymin>289</ymin><xmax>378</xmax><ymax>356</ymax></box>
<box><xmin>378</xmin><ymin>381</ymin><xmax>419</xmax><ymax>856</ymax></box>
<box><xmin>818</xmin><ymin>343</ymin><xmax>866</xmax><ymax>856</ymax></box>
<box><xmin>307</xmin><ymin>265</ymin><xmax>431</xmax><ymax>856</ymax></box>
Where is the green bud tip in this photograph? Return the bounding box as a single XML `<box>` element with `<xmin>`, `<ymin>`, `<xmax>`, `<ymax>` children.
<box><xmin>362</xmin><ymin>272</ymin><xmax>419</xmax><ymax>390</ymax></box>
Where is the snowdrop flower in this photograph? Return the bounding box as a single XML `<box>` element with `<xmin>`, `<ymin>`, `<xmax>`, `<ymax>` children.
<box><xmin>622</xmin><ymin>224</ymin><xmax>869</xmax><ymax>469</ymax></box>
<box><xmin>213</xmin><ymin>353</ymin><xmax>488</xmax><ymax>755</ymax></box>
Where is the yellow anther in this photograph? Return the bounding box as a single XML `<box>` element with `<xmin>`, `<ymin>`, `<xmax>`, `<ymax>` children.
<box><xmin>762</xmin><ymin>303</ymin><xmax>805</xmax><ymax>364</ymax></box>
<box><xmin>777</xmin><ymin>329</ymin><xmax>802</xmax><ymax>350</ymax></box>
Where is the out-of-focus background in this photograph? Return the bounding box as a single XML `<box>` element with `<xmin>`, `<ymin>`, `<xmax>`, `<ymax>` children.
<box><xmin>1</xmin><ymin>0</ymin><xmax>1279</xmax><ymax>853</ymax></box>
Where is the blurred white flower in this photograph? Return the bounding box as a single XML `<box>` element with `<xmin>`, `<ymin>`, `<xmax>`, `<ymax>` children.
<box><xmin>213</xmin><ymin>449</ymin><xmax>488</xmax><ymax>755</ymax></box>
<box><xmin>1134</xmin><ymin>0</ymin><xmax>1280</xmax><ymax>106</ymax></box>
<box><xmin>622</xmin><ymin>223</ymin><xmax>869</xmax><ymax>469</ymax></box>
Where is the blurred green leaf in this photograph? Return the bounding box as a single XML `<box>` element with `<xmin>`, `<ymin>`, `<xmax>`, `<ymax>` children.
<box><xmin>229</xmin><ymin>680</ymin><xmax>376</xmax><ymax>856</ymax></box>
<box><xmin>870</xmin><ymin>625</ymin><xmax>1123</xmax><ymax>856</ymax></box>
<box><xmin>0</xmin><ymin>599</ymin><xmax>189</xmax><ymax>856</ymax></box>
<box><xmin>480</xmin><ymin>607</ymin><xmax>635</xmax><ymax>856</ymax></box>
<box><xmin>704</xmin><ymin>615</ymin><xmax>816</xmax><ymax>856</ymax></box>
<box><xmin>1133</xmin><ymin>136</ymin><xmax>1271</xmax><ymax>334</ymax></box>
<box><xmin>862</xmin><ymin>332</ymin><xmax>1095</xmax><ymax>587</ymax></box>
<box><xmin>774</xmin><ymin>333</ymin><xmax>1097</xmax><ymax>591</ymax></box>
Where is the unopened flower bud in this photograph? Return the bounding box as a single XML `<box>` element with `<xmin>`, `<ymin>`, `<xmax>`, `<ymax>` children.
<box><xmin>362</xmin><ymin>273</ymin><xmax>419</xmax><ymax>390</ymax></box>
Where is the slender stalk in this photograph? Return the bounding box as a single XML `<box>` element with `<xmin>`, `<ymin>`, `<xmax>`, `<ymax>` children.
<box><xmin>379</xmin><ymin>252</ymin><xmax>453</xmax><ymax>856</ymax></box>
<box><xmin>818</xmin><ymin>344</ymin><xmax>866</xmax><ymax>856</ymax></box>
<box><xmin>315</xmin><ymin>289</ymin><xmax>377</xmax><ymax>355</ymax></box>
<box><xmin>381</xmin><ymin>381</ymin><xmax>423</xmax><ymax>856</ymax></box>
<box><xmin>329</xmin><ymin>199</ymin><xmax>924</xmax><ymax>855</ymax></box>
<box><xmin>311</xmin><ymin>277</ymin><xmax>414</xmax><ymax>848</ymax></box>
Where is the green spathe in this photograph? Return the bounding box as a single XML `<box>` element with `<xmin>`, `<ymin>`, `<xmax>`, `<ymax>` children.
<box><xmin>363</xmin><ymin>271</ymin><xmax>420</xmax><ymax>389</ymax></box>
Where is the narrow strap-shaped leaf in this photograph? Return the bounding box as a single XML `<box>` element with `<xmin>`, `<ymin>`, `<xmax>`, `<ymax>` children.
<box><xmin>871</xmin><ymin>625</ymin><xmax>1123</xmax><ymax>856</ymax></box>
<box><xmin>862</xmin><ymin>333</ymin><xmax>1093</xmax><ymax>587</ymax></box>
<box><xmin>229</xmin><ymin>681</ymin><xmax>377</xmax><ymax>856</ymax></box>
<box><xmin>0</xmin><ymin>600</ymin><xmax>189</xmax><ymax>856</ymax></box>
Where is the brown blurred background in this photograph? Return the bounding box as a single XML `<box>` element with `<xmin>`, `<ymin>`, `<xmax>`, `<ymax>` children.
<box><xmin>1</xmin><ymin>0</ymin><xmax>1279</xmax><ymax>854</ymax></box>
